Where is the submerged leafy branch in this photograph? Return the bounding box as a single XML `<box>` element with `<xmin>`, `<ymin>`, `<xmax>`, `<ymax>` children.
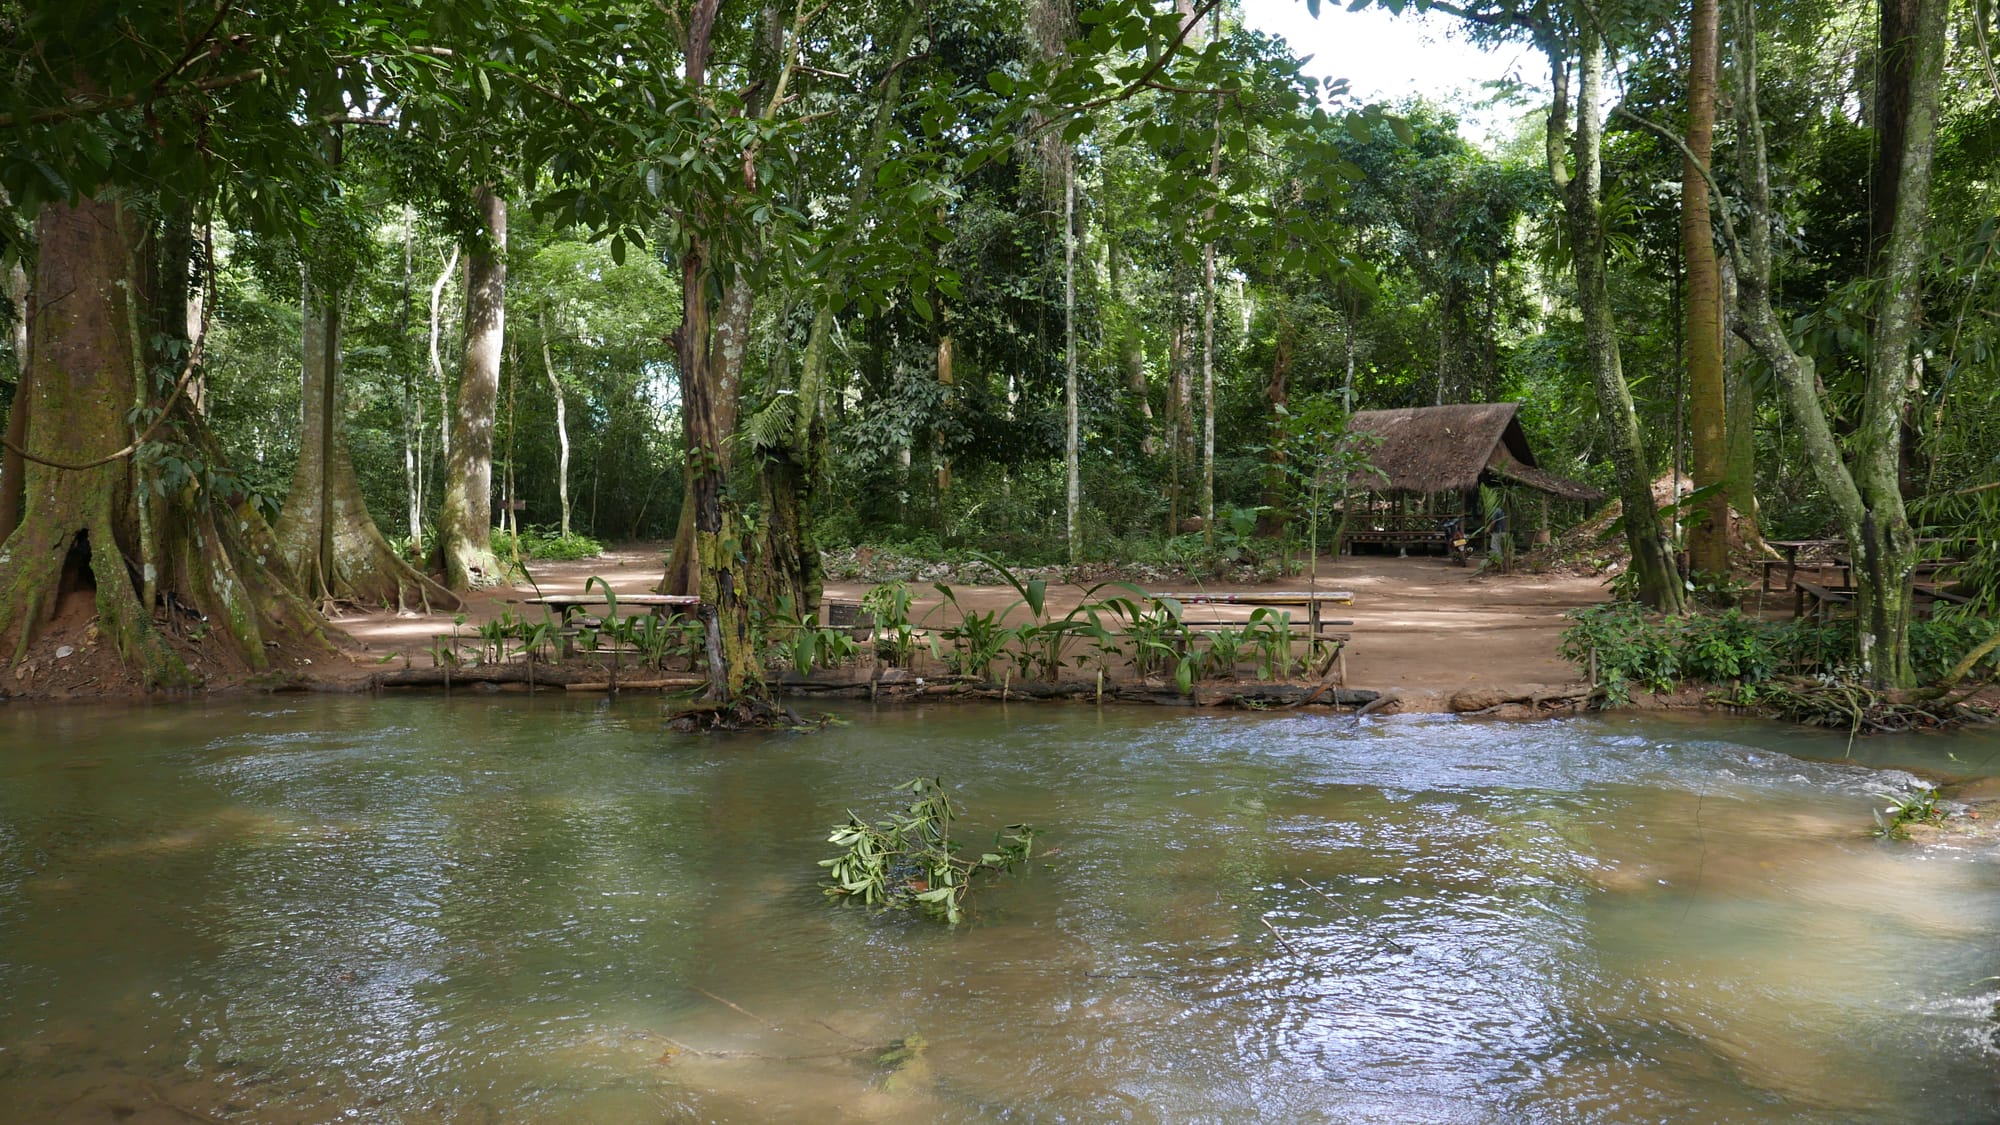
<box><xmin>819</xmin><ymin>778</ymin><xmax>1036</xmax><ymax>925</ymax></box>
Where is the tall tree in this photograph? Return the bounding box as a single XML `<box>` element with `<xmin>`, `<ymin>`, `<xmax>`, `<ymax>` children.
<box><xmin>0</xmin><ymin>2</ymin><xmax>512</xmax><ymax>685</ymax></box>
<box><xmin>0</xmin><ymin>195</ymin><xmax>333</xmax><ymax>684</ymax></box>
<box><xmin>537</xmin><ymin>308</ymin><xmax>572</xmax><ymax>537</ymax></box>
<box><xmin>273</xmin><ymin>130</ymin><xmax>456</xmax><ymax>612</ymax></box>
<box><xmin>274</xmin><ymin>269</ymin><xmax>455</xmax><ymax>612</ymax></box>
<box><xmin>1548</xmin><ymin>18</ymin><xmax>1686</xmax><ymax>611</ymax></box>
<box><xmin>438</xmin><ymin>186</ymin><xmax>507</xmax><ymax>589</ymax></box>
<box><xmin>1720</xmin><ymin>0</ymin><xmax>1948</xmax><ymax>685</ymax></box>
<box><xmin>1683</xmin><ymin>0</ymin><xmax>1729</xmax><ymax>580</ymax></box>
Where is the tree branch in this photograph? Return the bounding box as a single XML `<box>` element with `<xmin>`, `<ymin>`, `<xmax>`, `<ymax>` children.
<box><xmin>0</xmin><ymin>68</ymin><xmax>265</xmax><ymax>130</ymax></box>
<box><xmin>1031</xmin><ymin>0</ymin><xmax>1222</xmax><ymax>138</ymax></box>
<box><xmin>1612</xmin><ymin>105</ymin><xmax>1746</xmax><ymax>280</ymax></box>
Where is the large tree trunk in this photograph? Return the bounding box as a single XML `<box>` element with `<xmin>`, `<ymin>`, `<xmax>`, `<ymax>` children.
<box><xmin>1725</xmin><ymin>0</ymin><xmax>1940</xmax><ymax>685</ymax></box>
<box><xmin>0</xmin><ymin>195</ymin><xmax>334</xmax><ymax>689</ymax></box>
<box><xmin>423</xmin><ymin>242</ymin><xmax>459</xmax><ymax>543</ymax></box>
<box><xmin>662</xmin><ymin>269</ymin><xmax>751</xmax><ymax>597</ymax></box>
<box><xmin>669</xmin><ymin>0</ymin><xmax>761</xmax><ymax>701</ymax></box>
<box><xmin>1851</xmin><ymin>0</ymin><xmax>1945</xmax><ymax>686</ymax></box>
<box><xmin>1550</xmin><ymin>29</ymin><xmax>1686</xmax><ymax>612</ymax></box>
<box><xmin>439</xmin><ymin>187</ymin><xmax>506</xmax><ymax>590</ymax></box>
<box><xmin>399</xmin><ymin>219</ymin><xmax>422</xmax><ymax>548</ymax></box>
<box><xmin>274</xmin><ymin>281</ymin><xmax>456</xmax><ymax>613</ymax></box>
<box><xmin>2</xmin><ymin>258</ymin><xmax>31</xmax><ymax>537</ymax></box>
<box><xmin>1720</xmin><ymin>260</ymin><xmax>1762</xmax><ymax>543</ymax></box>
<box><xmin>1684</xmin><ymin>0</ymin><xmax>1729</xmax><ymax>580</ymax></box>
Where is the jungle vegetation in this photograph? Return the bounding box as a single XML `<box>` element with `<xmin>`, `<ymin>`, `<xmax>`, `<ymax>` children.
<box><xmin>0</xmin><ymin>0</ymin><xmax>1995</xmax><ymax>701</ymax></box>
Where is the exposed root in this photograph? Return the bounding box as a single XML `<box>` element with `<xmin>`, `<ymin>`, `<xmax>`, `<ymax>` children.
<box><xmin>666</xmin><ymin>696</ymin><xmax>811</xmax><ymax>732</ymax></box>
<box><xmin>1712</xmin><ymin>676</ymin><xmax>1996</xmax><ymax>732</ymax></box>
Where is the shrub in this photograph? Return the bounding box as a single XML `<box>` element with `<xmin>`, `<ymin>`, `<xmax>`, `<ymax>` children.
<box><xmin>494</xmin><ymin>524</ymin><xmax>606</xmax><ymax>561</ymax></box>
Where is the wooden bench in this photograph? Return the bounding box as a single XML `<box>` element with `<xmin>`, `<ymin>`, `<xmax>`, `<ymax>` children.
<box><xmin>1794</xmin><ymin>579</ymin><xmax>1852</xmax><ymax>622</ymax></box>
<box><xmin>1149</xmin><ymin>589</ymin><xmax>1354</xmax><ymax>637</ymax></box>
<box><xmin>1761</xmin><ymin>538</ymin><xmax>1842</xmax><ymax>592</ymax></box>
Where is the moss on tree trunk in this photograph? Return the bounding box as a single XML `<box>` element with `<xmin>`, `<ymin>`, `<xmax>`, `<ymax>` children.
<box><xmin>0</xmin><ymin>194</ymin><xmax>333</xmax><ymax>691</ymax></box>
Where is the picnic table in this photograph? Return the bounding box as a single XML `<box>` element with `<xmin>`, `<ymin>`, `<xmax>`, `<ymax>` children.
<box><xmin>1149</xmin><ymin>589</ymin><xmax>1357</xmax><ymax>683</ymax></box>
<box><xmin>1794</xmin><ymin>573</ymin><xmax>1971</xmax><ymax>621</ymax></box>
<box><xmin>526</xmin><ymin>592</ymin><xmax>700</xmax><ymax>626</ymax></box>
<box><xmin>525</xmin><ymin>593</ymin><xmax>701</xmax><ymax>657</ymax></box>
<box><xmin>1762</xmin><ymin>539</ymin><xmax>1843</xmax><ymax>592</ymax></box>
<box><xmin>1149</xmin><ymin>589</ymin><xmax>1355</xmax><ymax>636</ymax></box>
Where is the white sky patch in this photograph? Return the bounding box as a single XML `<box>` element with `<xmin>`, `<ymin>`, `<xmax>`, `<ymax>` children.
<box><xmin>1238</xmin><ymin>0</ymin><xmax>1550</xmax><ymax>146</ymax></box>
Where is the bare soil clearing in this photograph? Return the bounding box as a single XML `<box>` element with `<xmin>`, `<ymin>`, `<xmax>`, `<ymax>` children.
<box><xmin>322</xmin><ymin>545</ymin><xmax>1608</xmax><ymax>713</ymax></box>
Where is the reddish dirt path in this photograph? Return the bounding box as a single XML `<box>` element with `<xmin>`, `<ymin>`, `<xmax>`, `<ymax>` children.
<box><xmin>330</xmin><ymin>546</ymin><xmax>1607</xmax><ymax>709</ymax></box>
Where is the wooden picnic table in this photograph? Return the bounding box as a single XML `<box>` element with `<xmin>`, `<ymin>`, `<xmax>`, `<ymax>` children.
<box><xmin>1149</xmin><ymin>589</ymin><xmax>1355</xmax><ymax>637</ymax></box>
<box><xmin>1762</xmin><ymin>539</ymin><xmax>1843</xmax><ymax>592</ymax></box>
<box><xmin>526</xmin><ymin>593</ymin><xmax>701</xmax><ymax>658</ymax></box>
<box><xmin>526</xmin><ymin>593</ymin><xmax>700</xmax><ymax>628</ymax></box>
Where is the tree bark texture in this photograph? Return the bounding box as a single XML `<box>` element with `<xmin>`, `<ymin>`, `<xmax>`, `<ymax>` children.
<box><xmin>1200</xmin><ymin>73</ymin><xmax>1221</xmax><ymax>543</ymax></box>
<box><xmin>422</xmin><ymin>241</ymin><xmax>459</xmax><ymax>543</ymax></box>
<box><xmin>0</xmin><ymin>195</ymin><xmax>332</xmax><ymax>688</ymax></box>
<box><xmin>439</xmin><ymin>187</ymin><xmax>506</xmax><ymax>590</ymax></box>
<box><xmin>1852</xmin><ymin>0</ymin><xmax>1946</xmax><ymax>686</ymax></box>
<box><xmin>1684</xmin><ymin>0</ymin><xmax>1729</xmax><ymax>580</ymax></box>
<box><xmin>1552</xmin><ymin>28</ymin><xmax>1686</xmax><ymax>612</ymax></box>
<box><xmin>1725</xmin><ymin>0</ymin><xmax>1939</xmax><ymax>685</ymax></box>
<box><xmin>2</xmin><ymin>258</ymin><xmax>31</xmax><ymax>536</ymax></box>
<box><xmin>538</xmin><ymin>310</ymin><xmax>572</xmax><ymax>538</ymax></box>
<box><xmin>1064</xmin><ymin>163</ymin><xmax>1081</xmax><ymax>565</ymax></box>
<box><xmin>670</xmin><ymin>0</ymin><xmax>760</xmax><ymax>701</ymax></box>
<box><xmin>1721</xmin><ymin>262</ymin><xmax>1761</xmax><ymax>544</ymax></box>
<box><xmin>274</xmin><ymin>282</ymin><xmax>456</xmax><ymax>613</ymax></box>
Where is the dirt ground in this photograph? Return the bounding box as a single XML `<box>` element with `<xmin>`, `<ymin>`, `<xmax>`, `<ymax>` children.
<box><xmin>328</xmin><ymin>544</ymin><xmax>1610</xmax><ymax>712</ymax></box>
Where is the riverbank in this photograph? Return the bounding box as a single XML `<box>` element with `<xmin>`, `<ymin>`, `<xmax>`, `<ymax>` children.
<box><xmin>321</xmin><ymin>546</ymin><xmax>1607</xmax><ymax>715</ymax></box>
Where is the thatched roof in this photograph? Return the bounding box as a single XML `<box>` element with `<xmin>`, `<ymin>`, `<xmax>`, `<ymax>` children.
<box><xmin>1344</xmin><ymin>403</ymin><xmax>1606</xmax><ymax>501</ymax></box>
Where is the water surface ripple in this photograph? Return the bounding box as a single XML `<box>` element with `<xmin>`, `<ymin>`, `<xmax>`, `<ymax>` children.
<box><xmin>0</xmin><ymin>697</ymin><xmax>1996</xmax><ymax>1122</ymax></box>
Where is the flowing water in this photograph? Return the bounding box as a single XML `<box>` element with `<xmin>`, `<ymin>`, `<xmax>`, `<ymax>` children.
<box><xmin>1</xmin><ymin>695</ymin><xmax>1996</xmax><ymax>1123</ymax></box>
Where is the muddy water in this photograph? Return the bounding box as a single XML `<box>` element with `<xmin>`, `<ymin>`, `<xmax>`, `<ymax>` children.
<box><xmin>0</xmin><ymin>697</ymin><xmax>1995</xmax><ymax>1122</ymax></box>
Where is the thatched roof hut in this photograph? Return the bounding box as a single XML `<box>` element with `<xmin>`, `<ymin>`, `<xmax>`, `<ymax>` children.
<box><xmin>1344</xmin><ymin>403</ymin><xmax>1604</xmax><ymax>502</ymax></box>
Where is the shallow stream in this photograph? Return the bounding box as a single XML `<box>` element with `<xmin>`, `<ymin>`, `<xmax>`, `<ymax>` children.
<box><xmin>1</xmin><ymin>696</ymin><xmax>1996</xmax><ymax>1122</ymax></box>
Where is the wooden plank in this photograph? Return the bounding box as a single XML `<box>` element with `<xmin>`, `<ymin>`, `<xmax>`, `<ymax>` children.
<box><xmin>1152</xmin><ymin>590</ymin><xmax>1354</xmax><ymax>605</ymax></box>
<box><xmin>527</xmin><ymin>593</ymin><xmax>699</xmax><ymax>607</ymax></box>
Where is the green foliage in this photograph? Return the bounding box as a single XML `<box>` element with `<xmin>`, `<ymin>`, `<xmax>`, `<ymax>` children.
<box><xmin>1241</xmin><ymin>607</ymin><xmax>1299</xmax><ymax>682</ymax></box>
<box><xmin>1560</xmin><ymin>603</ymin><xmax>1775</xmax><ymax>704</ymax></box>
<box><xmin>862</xmin><ymin>581</ymin><xmax>920</xmax><ymax>667</ymax></box>
<box><xmin>762</xmin><ymin>596</ymin><xmax>859</xmax><ymax>678</ymax></box>
<box><xmin>974</xmin><ymin>552</ymin><xmax>1147</xmax><ymax>683</ymax></box>
<box><xmin>1564</xmin><ymin>601</ymin><xmax>1999</xmax><ymax>704</ymax></box>
<box><xmin>1872</xmin><ymin>785</ymin><xmax>1944</xmax><ymax>840</ymax></box>
<box><xmin>930</xmin><ymin>584</ymin><xmax>1014</xmax><ymax>680</ymax></box>
<box><xmin>494</xmin><ymin>524</ymin><xmax>605</xmax><ymax>561</ymax></box>
<box><xmin>819</xmin><ymin>778</ymin><xmax>1035</xmax><ymax>925</ymax></box>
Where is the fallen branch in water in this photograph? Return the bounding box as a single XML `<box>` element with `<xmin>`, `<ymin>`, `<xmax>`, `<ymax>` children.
<box><xmin>690</xmin><ymin>985</ymin><xmax>867</xmax><ymax>1049</ymax></box>
<box><xmin>1259</xmin><ymin>913</ymin><xmax>1301</xmax><ymax>957</ymax></box>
